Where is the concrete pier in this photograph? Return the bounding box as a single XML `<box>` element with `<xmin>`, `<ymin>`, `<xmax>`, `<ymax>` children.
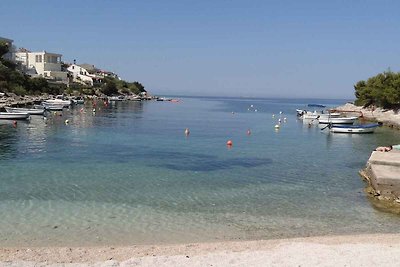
<box><xmin>362</xmin><ymin>150</ymin><xmax>400</xmax><ymax>202</ymax></box>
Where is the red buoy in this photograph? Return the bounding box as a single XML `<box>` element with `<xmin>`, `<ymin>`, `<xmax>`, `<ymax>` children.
<box><xmin>226</xmin><ymin>140</ymin><xmax>233</xmax><ymax>146</ymax></box>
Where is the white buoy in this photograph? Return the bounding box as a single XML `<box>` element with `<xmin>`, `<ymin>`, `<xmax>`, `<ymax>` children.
<box><xmin>65</xmin><ymin>119</ymin><xmax>69</xmax><ymax>125</ymax></box>
<box><xmin>272</xmin><ymin>114</ymin><xmax>275</xmax><ymax>118</ymax></box>
<box><xmin>250</xmin><ymin>104</ymin><xmax>254</xmax><ymax>108</ymax></box>
<box><xmin>275</xmin><ymin>124</ymin><xmax>280</xmax><ymax>129</ymax></box>
<box><xmin>279</xmin><ymin>111</ymin><xmax>282</xmax><ymax>114</ymax></box>
<box><xmin>255</xmin><ymin>109</ymin><xmax>257</xmax><ymax>112</ymax></box>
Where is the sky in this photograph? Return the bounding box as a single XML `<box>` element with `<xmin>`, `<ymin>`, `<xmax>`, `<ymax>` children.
<box><xmin>1</xmin><ymin>0</ymin><xmax>400</xmax><ymax>99</ymax></box>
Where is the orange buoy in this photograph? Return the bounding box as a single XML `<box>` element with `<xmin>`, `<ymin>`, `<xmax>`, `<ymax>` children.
<box><xmin>226</xmin><ymin>140</ymin><xmax>233</xmax><ymax>146</ymax></box>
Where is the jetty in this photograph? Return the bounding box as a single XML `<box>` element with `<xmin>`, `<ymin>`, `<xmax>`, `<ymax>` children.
<box><xmin>362</xmin><ymin>150</ymin><xmax>400</xmax><ymax>202</ymax></box>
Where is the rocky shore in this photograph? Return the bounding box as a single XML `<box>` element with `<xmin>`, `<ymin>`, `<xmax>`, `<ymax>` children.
<box><xmin>333</xmin><ymin>103</ymin><xmax>400</xmax><ymax>129</ymax></box>
<box><xmin>0</xmin><ymin>95</ymin><xmax>47</xmax><ymax>109</ymax></box>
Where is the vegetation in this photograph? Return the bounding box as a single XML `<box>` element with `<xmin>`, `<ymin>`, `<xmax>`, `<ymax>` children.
<box><xmin>354</xmin><ymin>70</ymin><xmax>400</xmax><ymax>109</ymax></box>
<box><xmin>0</xmin><ymin>41</ymin><xmax>147</xmax><ymax>97</ymax></box>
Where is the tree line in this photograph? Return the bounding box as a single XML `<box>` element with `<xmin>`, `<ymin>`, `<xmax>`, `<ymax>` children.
<box><xmin>354</xmin><ymin>70</ymin><xmax>400</xmax><ymax>109</ymax></box>
<box><xmin>0</xmin><ymin>41</ymin><xmax>146</xmax><ymax>96</ymax></box>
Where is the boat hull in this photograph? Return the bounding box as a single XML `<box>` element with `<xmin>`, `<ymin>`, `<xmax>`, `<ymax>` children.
<box><xmin>318</xmin><ymin>116</ymin><xmax>358</xmax><ymax>124</ymax></box>
<box><xmin>0</xmin><ymin>112</ymin><xmax>30</xmax><ymax>120</ymax></box>
<box><xmin>5</xmin><ymin>107</ymin><xmax>44</xmax><ymax>115</ymax></box>
<box><xmin>330</xmin><ymin>124</ymin><xmax>379</xmax><ymax>133</ymax></box>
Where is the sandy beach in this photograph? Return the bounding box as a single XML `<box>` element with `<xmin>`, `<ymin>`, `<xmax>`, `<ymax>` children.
<box><xmin>1</xmin><ymin>234</ymin><xmax>400</xmax><ymax>266</ymax></box>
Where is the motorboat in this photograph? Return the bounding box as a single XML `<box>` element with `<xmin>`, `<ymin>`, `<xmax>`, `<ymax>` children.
<box><xmin>0</xmin><ymin>112</ymin><xmax>30</xmax><ymax>120</ymax></box>
<box><xmin>71</xmin><ymin>96</ymin><xmax>85</xmax><ymax>104</ymax></box>
<box><xmin>308</xmin><ymin>104</ymin><xmax>326</xmax><ymax>108</ymax></box>
<box><xmin>318</xmin><ymin>116</ymin><xmax>358</xmax><ymax>124</ymax></box>
<box><xmin>43</xmin><ymin>95</ymin><xmax>71</xmax><ymax>107</ymax></box>
<box><xmin>5</xmin><ymin>106</ymin><xmax>45</xmax><ymax>115</ymax></box>
<box><xmin>42</xmin><ymin>102</ymin><xmax>64</xmax><ymax>111</ymax></box>
<box><xmin>329</xmin><ymin>123</ymin><xmax>380</xmax><ymax>133</ymax></box>
<box><xmin>302</xmin><ymin>111</ymin><xmax>341</xmax><ymax>120</ymax></box>
<box><xmin>109</xmin><ymin>95</ymin><xmax>126</xmax><ymax>101</ymax></box>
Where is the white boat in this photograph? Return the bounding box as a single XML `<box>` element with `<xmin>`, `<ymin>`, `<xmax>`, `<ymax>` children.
<box><xmin>302</xmin><ymin>111</ymin><xmax>341</xmax><ymax>120</ymax></box>
<box><xmin>318</xmin><ymin>116</ymin><xmax>358</xmax><ymax>124</ymax></box>
<box><xmin>329</xmin><ymin>123</ymin><xmax>380</xmax><ymax>133</ymax></box>
<box><xmin>43</xmin><ymin>95</ymin><xmax>71</xmax><ymax>107</ymax></box>
<box><xmin>0</xmin><ymin>112</ymin><xmax>30</xmax><ymax>120</ymax></box>
<box><xmin>109</xmin><ymin>95</ymin><xmax>125</xmax><ymax>101</ymax></box>
<box><xmin>5</xmin><ymin>106</ymin><xmax>45</xmax><ymax>115</ymax></box>
<box><xmin>42</xmin><ymin>103</ymin><xmax>64</xmax><ymax>111</ymax></box>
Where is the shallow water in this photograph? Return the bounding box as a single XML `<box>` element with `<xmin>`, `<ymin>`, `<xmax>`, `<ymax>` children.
<box><xmin>0</xmin><ymin>97</ymin><xmax>400</xmax><ymax>246</ymax></box>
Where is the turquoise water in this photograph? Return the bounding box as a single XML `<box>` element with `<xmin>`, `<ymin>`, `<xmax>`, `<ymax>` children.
<box><xmin>1</xmin><ymin>97</ymin><xmax>400</xmax><ymax>246</ymax></box>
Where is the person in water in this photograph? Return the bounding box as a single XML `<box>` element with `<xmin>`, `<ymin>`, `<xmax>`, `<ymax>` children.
<box><xmin>375</xmin><ymin>145</ymin><xmax>400</xmax><ymax>152</ymax></box>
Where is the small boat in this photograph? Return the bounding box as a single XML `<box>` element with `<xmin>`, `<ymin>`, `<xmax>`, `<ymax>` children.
<box><xmin>42</xmin><ymin>103</ymin><xmax>64</xmax><ymax>111</ymax></box>
<box><xmin>302</xmin><ymin>111</ymin><xmax>341</xmax><ymax>120</ymax></box>
<box><xmin>308</xmin><ymin>104</ymin><xmax>326</xmax><ymax>108</ymax></box>
<box><xmin>0</xmin><ymin>112</ymin><xmax>30</xmax><ymax>120</ymax></box>
<box><xmin>109</xmin><ymin>95</ymin><xmax>126</xmax><ymax>101</ymax></box>
<box><xmin>5</xmin><ymin>106</ymin><xmax>45</xmax><ymax>115</ymax></box>
<box><xmin>71</xmin><ymin>96</ymin><xmax>85</xmax><ymax>104</ymax></box>
<box><xmin>318</xmin><ymin>116</ymin><xmax>358</xmax><ymax>124</ymax></box>
<box><xmin>43</xmin><ymin>95</ymin><xmax>71</xmax><ymax>107</ymax></box>
<box><xmin>329</xmin><ymin>123</ymin><xmax>380</xmax><ymax>133</ymax></box>
<box><xmin>296</xmin><ymin>109</ymin><xmax>306</xmax><ymax>116</ymax></box>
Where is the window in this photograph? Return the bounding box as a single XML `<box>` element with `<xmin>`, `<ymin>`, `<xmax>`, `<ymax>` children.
<box><xmin>35</xmin><ymin>55</ymin><xmax>42</xmax><ymax>63</ymax></box>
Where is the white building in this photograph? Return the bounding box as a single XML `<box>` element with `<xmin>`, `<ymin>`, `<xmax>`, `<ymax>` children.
<box><xmin>0</xmin><ymin>36</ymin><xmax>15</xmax><ymax>62</ymax></box>
<box><xmin>15</xmin><ymin>50</ymin><xmax>68</xmax><ymax>83</ymax></box>
<box><xmin>67</xmin><ymin>64</ymin><xmax>93</xmax><ymax>86</ymax></box>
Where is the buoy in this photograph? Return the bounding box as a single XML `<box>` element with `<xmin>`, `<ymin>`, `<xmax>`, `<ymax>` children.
<box><xmin>92</xmin><ymin>108</ymin><xmax>96</xmax><ymax>112</ymax></box>
<box><xmin>272</xmin><ymin>114</ymin><xmax>275</xmax><ymax>118</ymax></box>
<box><xmin>284</xmin><ymin>117</ymin><xmax>287</xmax><ymax>121</ymax></box>
<box><xmin>254</xmin><ymin>109</ymin><xmax>257</xmax><ymax>112</ymax></box>
<box><xmin>247</xmin><ymin>129</ymin><xmax>251</xmax><ymax>135</ymax></box>
<box><xmin>232</xmin><ymin>111</ymin><xmax>235</xmax><ymax>114</ymax></box>
<box><xmin>278</xmin><ymin>118</ymin><xmax>281</xmax><ymax>123</ymax></box>
<box><xmin>65</xmin><ymin>119</ymin><xmax>69</xmax><ymax>125</ymax></box>
<box><xmin>54</xmin><ymin>112</ymin><xmax>57</xmax><ymax>115</ymax></box>
<box><xmin>12</xmin><ymin>120</ymin><xmax>17</xmax><ymax>127</ymax></box>
<box><xmin>275</xmin><ymin>124</ymin><xmax>280</xmax><ymax>129</ymax></box>
<box><xmin>184</xmin><ymin>128</ymin><xmax>190</xmax><ymax>136</ymax></box>
<box><xmin>279</xmin><ymin>111</ymin><xmax>282</xmax><ymax>114</ymax></box>
<box><xmin>226</xmin><ymin>140</ymin><xmax>233</xmax><ymax>146</ymax></box>
<box><xmin>250</xmin><ymin>105</ymin><xmax>254</xmax><ymax>108</ymax></box>
<box><xmin>80</xmin><ymin>108</ymin><xmax>84</xmax><ymax>112</ymax></box>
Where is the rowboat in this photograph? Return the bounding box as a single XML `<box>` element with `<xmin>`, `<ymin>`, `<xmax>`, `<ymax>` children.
<box><xmin>5</xmin><ymin>106</ymin><xmax>45</xmax><ymax>115</ymax></box>
<box><xmin>0</xmin><ymin>112</ymin><xmax>30</xmax><ymax>120</ymax></box>
<box><xmin>329</xmin><ymin>123</ymin><xmax>380</xmax><ymax>133</ymax></box>
<box><xmin>318</xmin><ymin>116</ymin><xmax>358</xmax><ymax>124</ymax></box>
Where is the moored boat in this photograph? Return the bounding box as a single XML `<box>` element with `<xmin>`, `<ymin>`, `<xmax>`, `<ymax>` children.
<box><xmin>5</xmin><ymin>106</ymin><xmax>45</xmax><ymax>115</ymax></box>
<box><xmin>302</xmin><ymin>111</ymin><xmax>341</xmax><ymax>120</ymax></box>
<box><xmin>318</xmin><ymin>116</ymin><xmax>358</xmax><ymax>124</ymax></box>
<box><xmin>0</xmin><ymin>112</ymin><xmax>30</xmax><ymax>120</ymax></box>
<box><xmin>42</xmin><ymin>103</ymin><xmax>64</xmax><ymax>111</ymax></box>
<box><xmin>329</xmin><ymin>123</ymin><xmax>380</xmax><ymax>133</ymax></box>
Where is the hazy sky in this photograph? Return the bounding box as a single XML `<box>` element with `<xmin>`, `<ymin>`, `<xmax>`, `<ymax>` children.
<box><xmin>1</xmin><ymin>0</ymin><xmax>399</xmax><ymax>98</ymax></box>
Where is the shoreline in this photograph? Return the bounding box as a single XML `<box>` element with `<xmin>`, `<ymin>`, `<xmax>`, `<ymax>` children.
<box><xmin>334</xmin><ymin>103</ymin><xmax>400</xmax><ymax>130</ymax></box>
<box><xmin>2</xmin><ymin>233</ymin><xmax>400</xmax><ymax>266</ymax></box>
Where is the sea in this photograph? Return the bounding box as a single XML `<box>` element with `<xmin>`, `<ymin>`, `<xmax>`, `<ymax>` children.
<box><xmin>0</xmin><ymin>96</ymin><xmax>400</xmax><ymax>247</ymax></box>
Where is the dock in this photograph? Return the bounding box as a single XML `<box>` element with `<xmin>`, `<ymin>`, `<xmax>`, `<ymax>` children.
<box><xmin>362</xmin><ymin>150</ymin><xmax>400</xmax><ymax>202</ymax></box>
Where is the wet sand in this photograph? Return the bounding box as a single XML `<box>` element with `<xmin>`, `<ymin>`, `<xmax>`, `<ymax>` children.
<box><xmin>1</xmin><ymin>234</ymin><xmax>400</xmax><ymax>266</ymax></box>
